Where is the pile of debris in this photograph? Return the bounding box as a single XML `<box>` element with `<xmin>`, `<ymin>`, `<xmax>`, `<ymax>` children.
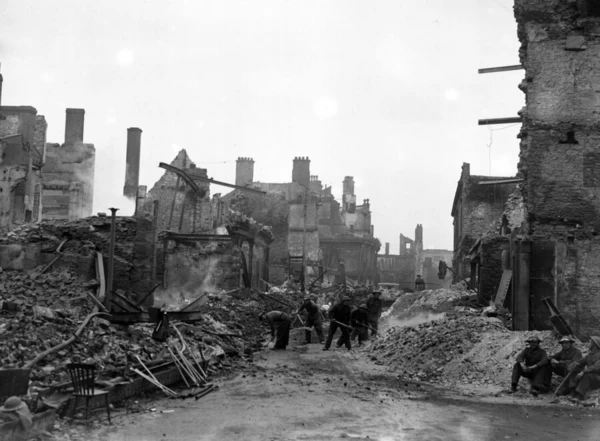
<box><xmin>0</xmin><ymin>266</ymin><xmax>268</xmax><ymax>388</ymax></box>
<box><xmin>369</xmin><ymin>285</ymin><xmax>564</xmax><ymax>390</ymax></box>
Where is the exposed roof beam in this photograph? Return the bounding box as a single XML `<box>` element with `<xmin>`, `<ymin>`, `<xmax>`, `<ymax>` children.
<box><xmin>478</xmin><ymin>65</ymin><xmax>523</xmax><ymax>74</ymax></box>
<box><xmin>478</xmin><ymin>117</ymin><xmax>522</xmax><ymax>125</ymax></box>
<box><xmin>478</xmin><ymin>178</ymin><xmax>524</xmax><ymax>185</ymax></box>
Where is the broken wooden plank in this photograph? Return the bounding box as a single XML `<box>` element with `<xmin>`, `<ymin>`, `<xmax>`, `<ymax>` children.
<box><xmin>494</xmin><ymin>270</ymin><xmax>512</xmax><ymax>307</ymax></box>
<box><xmin>95</xmin><ymin>252</ymin><xmax>106</xmax><ymax>303</ymax></box>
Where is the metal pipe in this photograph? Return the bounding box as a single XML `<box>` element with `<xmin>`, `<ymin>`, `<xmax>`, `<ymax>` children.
<box><xmin>106</xmin><ymin>207</ymin><xmax>119</xmax><ymax>307</ymax></box>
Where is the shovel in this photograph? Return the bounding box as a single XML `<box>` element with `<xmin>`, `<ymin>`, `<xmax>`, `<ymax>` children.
<box><xmin>548</xmin><ymin>371</ymin><xmax>573</xmax><ymax>403</ymax></box>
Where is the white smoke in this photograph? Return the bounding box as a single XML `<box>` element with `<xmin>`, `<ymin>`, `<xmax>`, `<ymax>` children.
<box><xmin>382</xmin><ymin>312</ymin><xmax>447</xmax><ymax>330</ymax></box>
<box><xmin>154</xmin><ymin>257</ymin><xmax>222</xmax><ymax>310</ymax></box>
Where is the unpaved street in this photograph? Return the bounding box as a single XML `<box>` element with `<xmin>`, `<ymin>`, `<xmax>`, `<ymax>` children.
<box><xmin>58</xmin><ymin>344</ymin><xmax>600</xmax><ymax>441</ymax></box>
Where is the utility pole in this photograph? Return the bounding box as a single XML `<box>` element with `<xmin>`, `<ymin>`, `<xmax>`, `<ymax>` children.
<box><xmin>301</xmin><ymin>186</ymin><xmax>307</xmax><ymax>293</ymax></box>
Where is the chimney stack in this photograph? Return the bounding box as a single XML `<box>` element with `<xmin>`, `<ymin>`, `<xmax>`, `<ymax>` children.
<box><xmin>385</xmin><ymin>242</ymin><xmax>390</xmax><ymax>255</ymax></box>
<box><xmin>235</xmin><ymin>157</ymin><xmax>254</xmax><ymax>186</ymax></box>
<box><xmin>123</xmin><ymin>127</ymin><xmax>142</xmax><ymax>199</ymax></box>
<box><xmin>342</xmin><ymin>176</ymin><xmax>355</xmax><ymax>195</ymax></box>
<box><xmin>64</xmin><ymin>108</ymin><xmax>85</xmax><ymax>144</ymax></box>
<box><xmin>292</xmin><ymin>156</ymin><xmax>310</xmax><ymax>189</ymax></box>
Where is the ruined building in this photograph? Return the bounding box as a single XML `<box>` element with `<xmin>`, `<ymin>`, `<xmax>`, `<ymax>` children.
<box><xmin>0</xmin><ymin>70</ymin><xmax>95</xmax><ymax>228</ymax></box>
<box><xmin>397</xmin><ymin>224</ymin><xmax>452</xmax><ymax>291</ymax></box>
<box><xmin>377</xmin><ymin>242</ymin><xmax>401</xmax><ymax>284</ymax></box>
<box><xmin>43</xmin><ymin>109</ymin><xmax>95</xmax><ymax>220</ymax></box>
<box><xmin>509</xmin><ymin>0</ymin><xmax>600</xmax><ymax>336</ymax></box>
<box><xmin>0</xmin><ymin>104</ymin><xmax>46</xmax><ymax>229</ymax></box>
<box><xmin>451</xmin><ymin>163</ymin><xmax>517</xmax><ymax>300</ymax></box>
<box><xmin>136</xmin><ymin>150</ymin><xmax>273</xmax><ymax>294</ymax></box>
<box><xmin>229</xmin><ymin>156</ymin><xmax>381</xmax><ymax>285</ymax></box>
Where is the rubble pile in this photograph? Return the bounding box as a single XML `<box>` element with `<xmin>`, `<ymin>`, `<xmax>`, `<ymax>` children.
<box><xmin>382</xmin><ymin>282</ymin><xmax>475</xmax><ymax>323</ymax></box>
<box><xmin>370</xmin><ymin>285</ymin><xmax>564</xmax><ymax>390</ymax></box>
<box><xmin>0</xmin><ymin>267</ymin><xmax>270</xmax><ymax>386</ymax></box>
<box><xmin>371</xmin><ymin>311</ymin><xmax>513</xmax><ymax>383</ymax></box>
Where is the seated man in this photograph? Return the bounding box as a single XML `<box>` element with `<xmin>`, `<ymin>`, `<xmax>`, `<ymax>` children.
<box><xmin>550</xmin><ymin>336</ymin><xmax>582</xmax><ymax>395</ymax></box>
<box><xmin>260</xmin><ymin>311</ymin><xmax>291</xmax><ymax>350</ymax></box>
<box><xmin>569</xmin><ymin>336</ymin><xmax>600</xmax><ymax>401</ymax></box>
<box><xmin>0</xmin><ymin>396</ymin><xmax>32</xmax><ymax>432</ymax></box>
<box><xmin>510</xmin><ymin>335</ymin><xmax>552</xmax><ymax>396</ymax></box>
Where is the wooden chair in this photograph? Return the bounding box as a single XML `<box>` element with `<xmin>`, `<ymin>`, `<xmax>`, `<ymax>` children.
<box><xmin>66</xmin><ymin>364</ymin><xmax>111</xmax><ymax>425</ymax></box>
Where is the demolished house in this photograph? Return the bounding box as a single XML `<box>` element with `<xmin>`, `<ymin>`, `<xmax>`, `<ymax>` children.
<box><xmin>449</xmin><ymin>1</ymin><xmax>600</xmax><ymax>337</ymax></box>
<box><xmin>226</xmin><ymin>156</ymin><xmax>380</xmax><ymax>287</ymax></box>
<box><xmin>0</xmin><ymin>69</ymin><xmax>96</xmax><ymax>230</ymax></box>
<box><xmin>136</xmin><ymin>150</ymin><xmax>274</xmax><ymax>297</ymax></box>
<box><xmin>394</xmin><ymin>224</ymin><xmax>453</xmax><ymax>291</ymax></box>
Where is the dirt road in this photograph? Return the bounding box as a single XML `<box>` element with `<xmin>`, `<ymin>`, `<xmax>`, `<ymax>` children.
<box><xmin>57</xmin><ymin>343</ymin><xmax>600</xmax><ymax>441</ymax></box>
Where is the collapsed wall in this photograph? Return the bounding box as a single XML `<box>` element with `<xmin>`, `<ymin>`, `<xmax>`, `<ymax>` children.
<box><xmin>514</xmin><ymin>0</ymin><xmax>600</xmax><ymax>336</ymax></box>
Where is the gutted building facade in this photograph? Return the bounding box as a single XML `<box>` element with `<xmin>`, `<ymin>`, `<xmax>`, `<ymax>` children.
<box><xmin>43</xmin><ymin>109</ymin><xmax>96</xmax><ymax>221</ymax></box>
<box><xmin>451</xmin><ymin>163</ymin><xmax>517</xmax><ymax>288</ymax></box>
<box><xmin>0</xmin><ymin>105</ymin><xmax>46</xmax><ymax>230</ymax></box>
<box><xmin>512</xmin><ymin>0</ymin><xmax>600</xmax><ymax>337</ymax></box>
<box><xmin>229</xmin><ymin>157</ymin><xmax>381</xmax><ymax>286</ymax></box>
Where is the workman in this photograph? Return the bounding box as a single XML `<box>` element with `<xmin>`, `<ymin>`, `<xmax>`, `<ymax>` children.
<box><xmin>510</xmin><ymin>335</ymin><xmax>551</xmax><ymax>396</ymax></box>
<box><xmin>0</xmin><ymin>396</ymin><xmax>32</xmax><ymax>432</ymax></box>
<box><xmin>568</xmin><ymin>336</ymin><xmax>600</xmax><ymax>402</ymax></box>
<box><xmin>415</xmin><ymin>274</ymin><xmax>426</xmax><ymax>292</ymax></box>
<box><xmin>349</xmin><ymin>303</ymin><xmax>370</xmax><ymax>345</ymax></box>
<box><xmin>366</xmin><ymin>290</ymin><xmax>383</xmax><ymax>336</ymax></box>
<box><xmin>323</xmin><ymin>296</ymin><xmax>353</xmax><ymax>351</ymax></box>
<box><xmin>260</xmin><ymin>311</ymin><xmax>291</xmax><ymax>350</ymax></box>
<box><xmin>549</xmin><ymin>336</ymin><xmax>583</xmax><ymax>396</ymax></box>
<box><xmin>297</xmin><ymin>296</ymin><xmax>324</xmax><ymax>344</ymax></box>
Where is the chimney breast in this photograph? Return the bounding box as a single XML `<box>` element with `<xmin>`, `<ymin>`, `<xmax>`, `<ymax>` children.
<box><xmin>65</xmin><ymin>108</ymin><xmax>85</xmax><ymax>144</ymax></box>
<box><xmin>123</xmin><ymin>127</ymin><xmax>142</xmax><ymax>199</ymax></box>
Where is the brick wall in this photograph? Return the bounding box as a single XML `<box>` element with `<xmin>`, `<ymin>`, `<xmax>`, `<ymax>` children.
<box><xmin>138</xmin><ymin>150</ymin><xmax>212</xmax><ymax>233</ymax></box>
<box><xmin>515</xmin><ymin>0</ymin><xmax>600</xmax><ymax>336</ymax></box>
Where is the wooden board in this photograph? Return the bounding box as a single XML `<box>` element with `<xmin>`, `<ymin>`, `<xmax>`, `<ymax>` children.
<box><xmin>494</xmin><ymin>270</ymin><xmax>512</xmax><ymax>306</ymax></box>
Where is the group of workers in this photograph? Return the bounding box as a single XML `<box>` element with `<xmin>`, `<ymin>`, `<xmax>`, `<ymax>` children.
<box><xmin>511</xmin><ymin>334</ymin><xmax>600</xmax><ymax>401</ymax></box>
<box><xmin>259</xmin><ymin>290</ymin><xmax>384</xmax><ymax>351</ymax></box>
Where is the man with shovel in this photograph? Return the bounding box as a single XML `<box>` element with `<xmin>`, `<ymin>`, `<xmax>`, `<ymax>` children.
<box><xmin>323</xmin><ymin>296</ymin><xmax>352</xmax><ymax>351</ymax></box>
<box><xmin>260</xmin><ymin>311</ymin><xmax>291</xmax><ymax>350</ymax></box>
<box><xmin>568</xmin><ymin>335</ymin><xmax>600</xmax><ymax>402</ymax></box>
<box><xmin>296</xmin><ymin>296</ymin><xmax>324</xmax><ymax>344</ymax></box>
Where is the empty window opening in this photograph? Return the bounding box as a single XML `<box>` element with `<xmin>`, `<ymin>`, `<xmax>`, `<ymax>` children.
<box><xmin>559</xmin><ymin>131</ymin><xmax>579</xmax><ymax>144</ymax></box>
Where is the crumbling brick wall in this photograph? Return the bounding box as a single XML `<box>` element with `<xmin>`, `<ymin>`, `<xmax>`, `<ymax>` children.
<box><xmin>515</xmin><ymin>0</ymin><xmax>600</xmax><ymax>336</ymax></box>
<box><xmin>42</xmin><ymin>142</ymin><xmax>95</xmax><ymax>220</ymax></box>
<box><xmin>479</xmin><ymin>235</ymin><xmax>508</xmax><ymax>301</ymax></box>
<box><xmin>138</xmin><ymin>150</ymin><xmax>212</xmax><ymax>233</ymax></box>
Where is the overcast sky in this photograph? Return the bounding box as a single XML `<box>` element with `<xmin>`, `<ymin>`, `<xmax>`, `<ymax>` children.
<box><xmin>1</xmin><ymin>0</ymin><xmax>522</xmax><ymax>251</ymax></box>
